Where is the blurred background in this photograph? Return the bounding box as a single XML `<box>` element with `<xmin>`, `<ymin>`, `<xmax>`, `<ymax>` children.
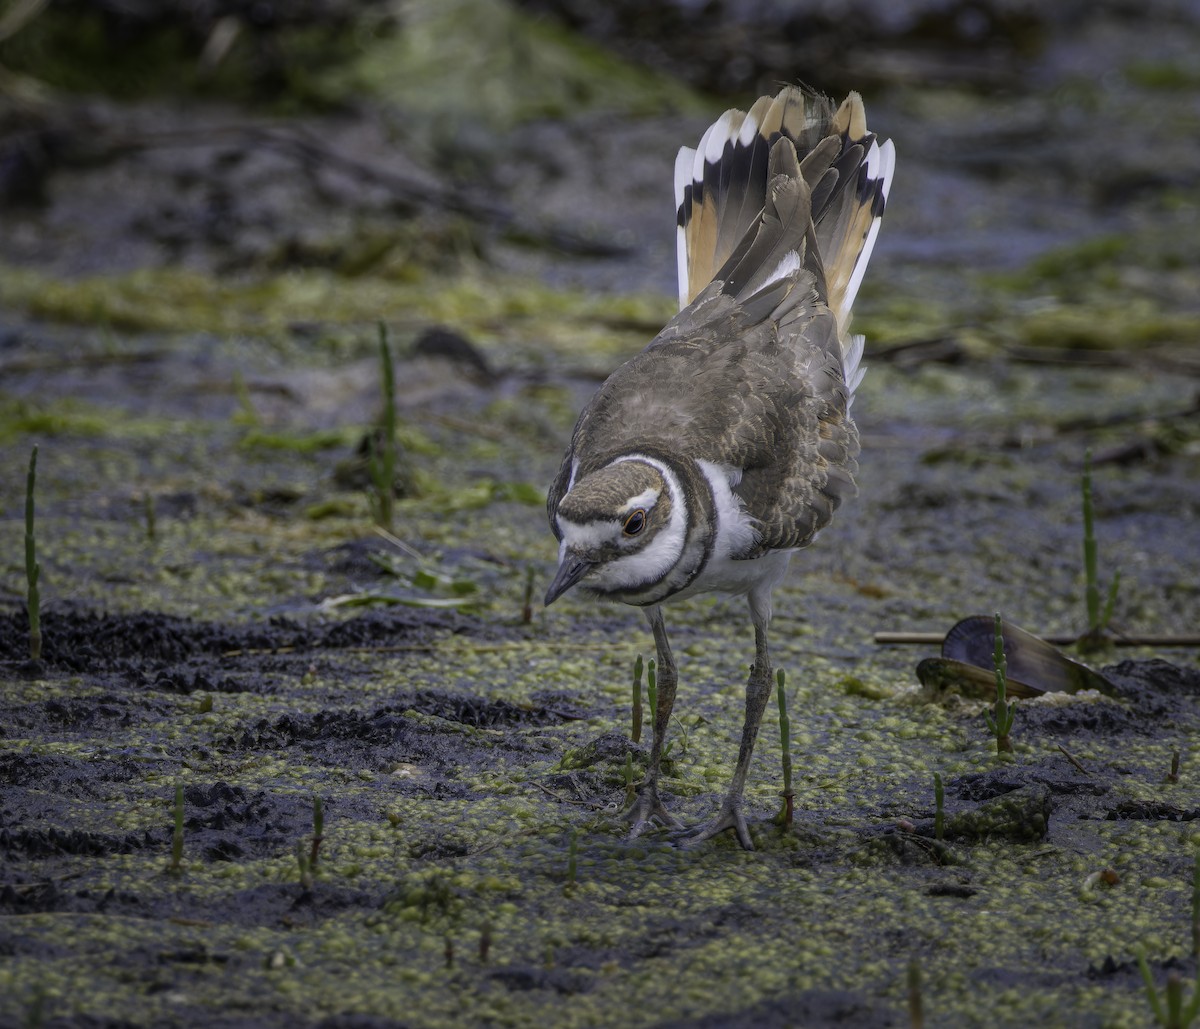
<box><xmin>4</xmin><ymin>0</ymin><xmax>1200</xmax><ymax>314</ymax></box>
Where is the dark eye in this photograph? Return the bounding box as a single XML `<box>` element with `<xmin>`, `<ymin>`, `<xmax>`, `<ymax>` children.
<box><xmin>623</xmin><ymin>509</ymin><xmax>646</xmax><ymax>536</ymax></box>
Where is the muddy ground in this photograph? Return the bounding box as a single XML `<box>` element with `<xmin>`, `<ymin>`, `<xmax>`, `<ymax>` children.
<box><xmin>2</xmin><ymin>1</ymin><xmax>1200</xmax><ymax>1027</ymax></box>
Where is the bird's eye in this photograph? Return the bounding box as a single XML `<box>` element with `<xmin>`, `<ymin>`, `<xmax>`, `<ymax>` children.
<box><xmin>623</xmin><ymin>509</ymin><xmax>646</xmax><ymax>536</ymax></box>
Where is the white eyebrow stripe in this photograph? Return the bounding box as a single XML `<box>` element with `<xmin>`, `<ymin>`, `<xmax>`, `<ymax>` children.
<box><xmin>620</xmin><ymin>487</ymin><xmax>660</xmax><ymax>515</ymax></box>
<box><xmin>556</xmin><ymin>517</ymin><xmax>612</xmax><ymax>550</ymax></box>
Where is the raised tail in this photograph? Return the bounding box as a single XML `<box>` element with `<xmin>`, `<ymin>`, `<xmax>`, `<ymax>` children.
<box><xmin>674</xmin><ymin>86</ymin><xmax>895</xmax><ymax>360</ymax></box>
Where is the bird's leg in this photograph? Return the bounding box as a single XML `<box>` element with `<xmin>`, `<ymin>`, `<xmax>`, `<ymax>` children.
<box><xmin>625</xmin><ymin>605</ymin><xmax>681</xmax><ymax>836</ymax></box>
<box><xmin>678</xmin><ymin>619</ymin><xmax>773</xmax><ymax>850</ymax></box>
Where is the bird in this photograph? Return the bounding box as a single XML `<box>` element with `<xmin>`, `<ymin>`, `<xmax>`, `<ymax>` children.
<box><xmin>544</xmin><ymin>85</ymin><xmax>895</xmax><ymax>849</ymax></box>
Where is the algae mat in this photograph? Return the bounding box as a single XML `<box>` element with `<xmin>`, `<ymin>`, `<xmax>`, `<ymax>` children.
<box><xmin>1</xmin><ymin>598</ymin><xmax>1199</xmax><ymax>1028</ymax></box>
<box><xmin>2</xmin><ymin>342</ymin><xmax>1200</xmax><ymax>1029</ymax></box>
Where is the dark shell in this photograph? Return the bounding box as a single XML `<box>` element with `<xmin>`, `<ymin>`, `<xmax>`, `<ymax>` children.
<box><xmin>917</xmin><ymin>616</ymin><xmax>1118</xmax><ymax>700</ymax></box>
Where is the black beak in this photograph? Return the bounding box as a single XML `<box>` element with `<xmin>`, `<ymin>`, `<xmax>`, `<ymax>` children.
<box><xmin>544</xmin><ymin>554</ymin><xmax>594</xmax><ymax>606</ymax></box>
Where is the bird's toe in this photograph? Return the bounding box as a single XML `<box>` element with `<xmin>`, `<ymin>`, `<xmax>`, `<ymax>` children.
<box><xmin>674</xmin><ymin>797</ymin><xmax>754</xmax><ymax>851</ymax></box>
<box><xmin>624</xmin><ymin>784</ymin><xmax>680</xmax><ymax>838</ymax></box>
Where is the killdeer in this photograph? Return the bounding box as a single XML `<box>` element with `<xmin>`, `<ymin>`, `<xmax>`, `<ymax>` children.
<box><xmin>545</xmin><ymin>86</ymin><xmax>895</xmax><ymax>849</ymax></box>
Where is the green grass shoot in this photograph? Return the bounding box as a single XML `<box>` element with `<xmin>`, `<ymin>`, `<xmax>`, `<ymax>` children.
<box><xmin>168</xmin><ymin>783</ymin><xmax>184</xmax><ymax>875</ymax></box>
<box><xmin>144</xmin><ymin>492</ymin><xmax>156</xmax><ymax>542</ymax></box>
<box><xmin>1193</xmin><ymin>849</ymin><xmax>1199</xmax><ymax>959</ymax></box>
<box><xmin>631</xmin><ymin>654</ymin><xmax>644</xmax><ymax>743</ymax></box>
<box><xmin>24</xmin><ymin>985</ymin><xmax>47</xmax><ymax>1029</ymax></box>
<box><xmin>296</xmin><ymin>795</ymin><xmax>324</xmax><ymax>890</ymax></box>
<box><xmin>309</xmin><ymin>794</ymin><xmax>325</xmax><ymax>871</ymax></box>
<box><xmin>521</xmin><ymin>564</ymin><xmax>535</xmax><ymax>623</ymax></box>
<box><xmin>25</xmin><ymin>444</ymin><xmax>41</xmax><ymax>662</ymax></box>
<box><xmin>1167</xmin><ymin>750</ymin><xmax>1182</xmax><ymax>784</ymax></box>
<box><xmin>296</xmin><ymin>840</ymin><xmax>313</xmax><ymax>890</ymax></box>
<box><xmin>479</xmin><ymin>920</ymin><xmax>492</xmax><ymax>963</ymax></box>
<box><xmin>907</xmin><ymin>959</ymin><xmax>924</xmax><ymax>1029</ymax></box>
<box><xmin>231</xmin><ymin>369</ymin><xmax>261</xmax><ymax>427</ymax></box>
<box><xmin>934</xmin><ymin>772</ymin><xmax>945</xmax><ymax>841</ymax></box>
<box><xmin>367</xmin><ymin>322</ymin><xmax>398</xmax><ymax>532</ymax></box>
<box><xmin>1137</xmin><ymin>946</ymin><xmax>1200</xmax><ymax>1028</ymax></box>
<box><xmin>984</xmin><ymin>612</ymin><xmax>1015</xmax><ymax>755</ymax></box>
<box><xmin>773</xmin><ymin>669</ymin><xmax>794</xmax><ymax>827</ymax></box>
<box><xmin>1079</xmin><ymin>449</ymin><xmax>1120</xmax><ymax>652</ymax></box>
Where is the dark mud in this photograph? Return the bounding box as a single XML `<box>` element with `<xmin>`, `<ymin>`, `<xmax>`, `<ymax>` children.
<box><xmin>2</xmin><ymin>601</ymin><xmax>1199</xmax><ymax>1026</ymax></box>
<box><xmin>2</xmin><ymin>0</ymin><xmax>1200</xmax><ymax>1026</ymax></box>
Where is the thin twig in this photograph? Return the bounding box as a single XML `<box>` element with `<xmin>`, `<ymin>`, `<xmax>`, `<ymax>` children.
<box><xmin>1056</xmin><ymin>744</ymin><xmax>1091</xmax><ymax>775</ymax></box>
<box><xmin>874</xmin><ymin>631</ymin><xmax>1200</xmax><ymax>647</ymax></box>
<box><xmin>373</xmin><ymin>525</ymin><xmax>423</xmax><ymax>560</ymax></box>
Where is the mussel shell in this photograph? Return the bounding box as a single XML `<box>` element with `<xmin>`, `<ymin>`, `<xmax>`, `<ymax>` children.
<box><xmin>916</xmin><ymin>657</ymin><xmax>1045</xmax><ymax>700</ymax></box>
<box><xmin>917</xmin><ymin>616</ymin><xmax>1119</xmax><ymax>698</ymax></box>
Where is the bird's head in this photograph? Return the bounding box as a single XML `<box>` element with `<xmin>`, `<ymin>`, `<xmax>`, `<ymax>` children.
<box><xmin>545</xmin><ymin>457</ymin><xmax>686</xmax><ymax>605</ymax></box>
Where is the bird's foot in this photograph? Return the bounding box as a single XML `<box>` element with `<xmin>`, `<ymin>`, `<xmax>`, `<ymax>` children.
<box><xmin>624</xmin><ymin>783</ymin><xmax>680</xmax><ymax>839</ymax></box>
<box><xmin>674</xmin><ymin>796</ymin><xmax>754</xmax><ymax>851</ymax></box>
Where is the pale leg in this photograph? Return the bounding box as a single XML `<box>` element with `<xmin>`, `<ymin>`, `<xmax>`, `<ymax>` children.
<box><xmin>625</xmin><ymin>605</ymin><xmax>681</xmax><ymax>836</ymax></box>
<box><xmin>678</xmin><ymin>603</ymin><xmax>774</xmax><ymax>851</ymax></box>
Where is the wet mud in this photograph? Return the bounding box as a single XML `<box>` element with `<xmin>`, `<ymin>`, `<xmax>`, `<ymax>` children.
<box><xmin>2</xmin><ymin>598</ymin><xmax>1199</xmax><ymax>1026</ymax></box>
<box><xmin>2</xmin><ymin>1</ymin><xmax>1200</xmax><ymax>1026</ymax></box>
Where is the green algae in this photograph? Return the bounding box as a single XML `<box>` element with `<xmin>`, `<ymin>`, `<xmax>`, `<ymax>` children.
<box><xmin>1125</xmin><ymin>60</ymin><xmax>1200</xmax><ymax>91</ymax></box>
<box><xmin>1015</xmin><ymin>234</ymin><xmax>1132</xmax><ymax>290</ymax></box>
<box><xmin>238</xmin><ymin>427</ymin><xmax>359</xmax><ymax>454</ymax></box>
<box><xmin>0</xmin><ymin>2</ymin><xmax>377</xmax><ymax>110</ymax></box>
<box><xmin>852</xmin><ymin>288</ymin><xmax>967</xmax><ymax>349</ymax></box>
<box><xmin>317</xmin><ymin>0</ymin><xmax>703</xmax><ymax>132</ymax></box>
<box><xmin>0</xmin><ymin>396</ymin><xmax>117</xmax><ymax>443</ymax></box>
<box><xmin>1006</xmin><ymin>301</ymin><xmax>1200</xmax><ymax>351</ymax></box>
<box><xmin>0</xmin><ymin>261</ymin><xmax>673</xmax><ymax>362</ymax></box>
<box><xmin>0</xmin><ymin>0</ymin><xmax>705</xmax><ymax>127</ymax></box>
<box><xmin>981</xmin><ymin>223</ymin><xmax>1200</xmax><ymax>351</ymax></box>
